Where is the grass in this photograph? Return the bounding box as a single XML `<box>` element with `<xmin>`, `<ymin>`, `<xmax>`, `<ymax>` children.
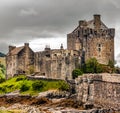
<box><xmin>0</xmin><ymin>75</ymin><xmax>69</xmax><ymax>95</ymax></box>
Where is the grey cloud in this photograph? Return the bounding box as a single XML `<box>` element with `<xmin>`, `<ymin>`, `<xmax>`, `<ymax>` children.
<box><xmin>20</xmin><ymin>8</ymin><xmax>38</xmax><ymax>16</ymax></box>
<box><xmin>0</xmin><ymin>0</ymin><xmax>120</xmax><ymax>56</ymax></box>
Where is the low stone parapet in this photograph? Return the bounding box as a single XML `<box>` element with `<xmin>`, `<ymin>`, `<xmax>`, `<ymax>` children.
<box><xmin>75</xmin><ymin>73</ymin><xmax>120</xmax><ymax>111</ymax></box>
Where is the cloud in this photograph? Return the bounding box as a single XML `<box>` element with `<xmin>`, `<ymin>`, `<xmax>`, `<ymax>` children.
<box><xmin>0</xmin><ymin>0</ymin><xmax>119</xmax><ymax>62</ymax></box>
<box><xmin>20</xmin><ymin>8</ymin><xmax>38</xmax><ymax>16</ymax></box>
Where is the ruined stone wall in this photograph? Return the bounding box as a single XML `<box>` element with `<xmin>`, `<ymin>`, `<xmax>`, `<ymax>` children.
<box><xmin>6</xmin><ymin>55</ymin><xmax>18</xmax><ymax>78</ymax></box>
<box><xmin>75</xmin><ymin>74</ymin><xmax>120</xmax><ymax>110</ymax></box>
<box><xmin>34</xmin><ymin>49</ymin><xmax>80</xmax><ymax>80</ymax></box>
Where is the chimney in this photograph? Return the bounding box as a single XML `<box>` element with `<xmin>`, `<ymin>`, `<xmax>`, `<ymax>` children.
<box><xmin>79</xmin><ymin>20</ymin><xmax>87</xmax><ymax>26</ymax></box>
<box><xmin>60</xmin><ymin>43</ymin><xmax>63</xmax><ymax>49</ymax></box>
<box><xmin>24</xmin><ymin>43</ymin><xmax>29</xmax><ymax>47</ymax></box>
<box><xmin>45</xmin><ymin>45</ymin><xmax>51</xmax><ymax>51</ymax></box>
<box><xmin>9</xmin><ymin>46</ymin><xmax>16</xmax><ymax>52</ymax></box>
<box><xmin>94</xmin><ymin>14</ymin><xmax>101</xmax><ymax>30</ymax></box>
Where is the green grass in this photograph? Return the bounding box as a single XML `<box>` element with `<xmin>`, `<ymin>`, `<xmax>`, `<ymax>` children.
<box><xmin>0</xmin><ymin>75</ymin><xmax>69</xmax><ymax>95</ymax></box>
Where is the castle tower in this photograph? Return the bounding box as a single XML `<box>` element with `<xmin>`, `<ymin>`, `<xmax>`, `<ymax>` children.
<box><xmin>67</xmin><ymin>14</ymin><xmax>115</xmax><ymax>65</ymax></box>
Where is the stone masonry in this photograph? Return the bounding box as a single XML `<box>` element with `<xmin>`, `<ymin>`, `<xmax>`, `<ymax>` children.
<box><xmin>6</xmin><ymin>44</ymin><xmax>80</xmax><ymax>79</ymax></box>
<box><xmin>75</xmin><ymin>73</ymin><xmax>120</xmax><ymax>110</ymax></box>
<box><xmin>67</xmin><ymin>14</ymin><xmax>115</xmax><ymax>64</ymax></box>
<box><xmin>6</xmin><ymin>14</ymin><xmax>115</xmax><ymax>79</ymax></box>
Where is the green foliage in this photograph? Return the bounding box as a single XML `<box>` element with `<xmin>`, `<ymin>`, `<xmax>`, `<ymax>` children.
<box><xmin>108</xmin><ymin>60</ymin><xmax>114</xmax><ymax>68</ymax></box>
<box><xmin>84</xmin><ymin>58</ymin><xmax>103</xmax><ymax>73</ymax></box>
<box><xmin>58</xmin><ymin>81</ymin><xmax>70</xmax><ymax>91</ymax></box>
<box><xmin>32</xmin><ymin>81</ymin><xmax>44</xmax><ymax>91</ymax></box>
<box><xmin>28</xmin><ymin>65</ymin><xmax>35</xmax><ymax>74</ymax></box>
<box><xmin>16</xmin><ymin>76</ymin><xmax>27</xmax><ymax>81</ymax></box>
<box><xmin>20</xmin><ymin>82</ymin><xmax>30</xmax><ymax>92</ymax></box>
<box><xmin>0</xmin><ymin>63</ymin><xmax>6</xmax><ymax>79</ymax></box>
<box><xmin>72</xmin><ymin>69</ymin><xmax>83</xmax><ymax>79</ymax></box>
<box><xmin>0</xmin><ymin>75</ymin><xmax>70</xmax><ymax>95</ymax></box>
<box><xmin>0</xmin><ymin>77</ymin><xmax>5</xmax><ymax>83</ymax></box>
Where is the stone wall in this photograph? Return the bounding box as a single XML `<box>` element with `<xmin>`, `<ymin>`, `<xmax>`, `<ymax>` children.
<box><xmin>34</xmin><ymin>49</ymin><xmax>80</xmax><ymax>80</ymax></box>
<box><xmin>75</xmin><ymin>73</ymin><xmax>120</xmax><ymax>110</ymax></box>
<box><xmin>6</xmin><ymin>43</ymin><xmax>34</xmax><ymax>78</ymax></box>
<box><xmin>67</xmin><ymin>14</ymin><xmax>115</xmax><ymax>65</ymax></box>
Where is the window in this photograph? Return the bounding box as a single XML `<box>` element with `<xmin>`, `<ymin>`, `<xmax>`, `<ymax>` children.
<box><xmin>97</xmin><ymin>44</ymin><xmax>102</xmax><ymax>52</ymax></box>
<box><xmin>98</xmin><ymin>48</ymin><xmax>101</xmax><ymax>52</ymax></box>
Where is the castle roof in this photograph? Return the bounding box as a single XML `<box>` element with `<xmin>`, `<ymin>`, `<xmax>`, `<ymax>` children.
<box><xmin>8</xmin><ymin>46</ymin><xmax>24</xmax><ymax>55</ymax></box>
<box><xmin>87</xmin><ymin>19</ymin><xmax>108</xmax><ymax>29</ymax></box>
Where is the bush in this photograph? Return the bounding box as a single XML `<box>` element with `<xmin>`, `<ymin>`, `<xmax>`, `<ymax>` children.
<box><xmin>20</xmin><ymin>83</ymin><xmax>30</xmax><ymax>92</ymax></box>
<box><xmin>0</xmin><ymin>86</ymin><xmax>6</xmax><ymax>93</ymax></box>
<box><xmin>32</xmin><ymin>81</ymin><xmax>44</xmax><ymax>91</ymax></box>
<box><xmin>0</xmin><ymin>77</ymin><xmax>5</xmax><ymax>83</ymax></box>
<box><xmin>108</xmin><ymin>60</ymin><xmax>114</xmax><ymax>68</ymax></box>
<box><xmin>72</xmin><ymin>69</ymin><xmax>83</xmax><ymax>79</ymax></box>
<box><xmin>16</xmin><ymin>76</ymin><xmax>26</xmax><ymax>82</ymax></box>
<box><xmin>84</xmin><ymin>58</ymin><xmax>103</xmax><ymax>73</ymax></box>
<box><xmin>58</xmin><ymin>81</ymin><xmax>69</xmax><ymax>91</ymax></box>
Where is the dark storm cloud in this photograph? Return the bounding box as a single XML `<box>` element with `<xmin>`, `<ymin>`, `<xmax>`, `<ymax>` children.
<box><xmin>0</xmin><ymin>0</ymin><xmax>120</xmax><ymax>56</ymax></box>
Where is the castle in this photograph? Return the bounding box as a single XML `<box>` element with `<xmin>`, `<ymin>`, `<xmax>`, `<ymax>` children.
<box><xmin>6</xmin><ymin>14</ymin><xmax>115</xmax><ymax>79</ymax></box>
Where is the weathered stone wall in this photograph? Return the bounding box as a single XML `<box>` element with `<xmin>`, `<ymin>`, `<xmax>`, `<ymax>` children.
<box><xmin>34</xmin><ymin>49</ymin><xmax>80</xmax><ymax>80</ymax></box>
<box><xmin>6</xmin><ymin>43</ymin><xmax>34</xmax><ymax>78</ymax></box>
<box><xmin>67</xmin><ymin>14</ymin><xmax>115</xmax><ymax>65</ymax></box>
<box><xmin>75</xmin><ymin>73</ymin><xmax>120</xmax><ymax>110</ymax></box>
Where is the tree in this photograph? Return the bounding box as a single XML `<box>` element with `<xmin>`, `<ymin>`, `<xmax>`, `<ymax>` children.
<box><xmin>108</xmin><ymin>60</ymin><xmax>114</xmax><ymax>68</ymax></box>
<box><xmin>84</xmin><ymin>58</ymin><xmax>103</xmax><ymax>73</ymax></box>
<box><xmin>72</xmin><ymin>69</ymin><xmax>83</xmax><ymax>79</ymax></box>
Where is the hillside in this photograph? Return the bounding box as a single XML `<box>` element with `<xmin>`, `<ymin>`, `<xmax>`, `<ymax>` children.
<box><xmin>0</xmin><ymin>75</ymin><xmax>69</xmax><ymax>95</ymax></box>
<box><xmin>0</xmin><ymin>52</ymin><xmax>6</xmax><ymax>57</ymax></box>
<box><xmin>0</xmin><ymin>57</ymin><xmax>6</xmax><ymax>66</ymax></box>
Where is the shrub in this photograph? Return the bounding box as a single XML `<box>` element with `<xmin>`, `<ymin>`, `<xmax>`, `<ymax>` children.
<box><xmin>16</xmin><ymin>76</ymin><xmax>26</xmax><ymax>82</ymax></box>
<box><xmin>0</xmin><ymin>77</ymin><xmax>5</xmax><ymax>83</ymax></box>
<box><xmin>20</xmin><ymin>83</ymin><xmax>30</xmax><ymax>92</ymax></box>
<box><xmin>108</xmin><ymin>60</ymin><xmax>114</xmax><ymax>68</ymax></box>
<box><xmin>0</xmin><ymin>86</ymin><xmax>6</xmax><ymax>93</ymax></box>
<box><xmin>58</xmin><ymin>81</ymin><xmax>69</xmax><ymax>91</ymax></box>
<box><xmin>84</xmin><ymin>58</ymin><xmax>103</xmax><ymax>73</ymax></box>
<box><xmin>72</xmin><ymin>69</ymin><xmax>83</xmax><ymax>79</ymax></box>
<box><xmin>32</xmin><ymin>81</ymin><xmax>44</xmax><ymax>91</ymax></box>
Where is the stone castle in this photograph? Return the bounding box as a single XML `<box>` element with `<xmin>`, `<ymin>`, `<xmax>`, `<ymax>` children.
<box><xmin>6</xmin><ymin>14</ymin><xmax>115</xmax><ymax>79</ymax></box>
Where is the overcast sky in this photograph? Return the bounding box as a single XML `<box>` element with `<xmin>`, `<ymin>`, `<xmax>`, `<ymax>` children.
<box><xmin>1</xmin><ymin>0</ymin><xmax>120</xmax><ymax>65</ymax></box>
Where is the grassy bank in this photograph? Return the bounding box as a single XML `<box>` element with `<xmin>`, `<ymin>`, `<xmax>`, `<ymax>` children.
<box><xmin>0</xmin><ymin>75</ymin><xmax>69</xmax><ymax>95</ymax></box>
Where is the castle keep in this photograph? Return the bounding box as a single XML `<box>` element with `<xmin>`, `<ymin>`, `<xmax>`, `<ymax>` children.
<box><xmin>67</xmin><ymin>14</ymin><xmax>115</xmax><ymax>64</ymax></box>
<box><xmin>6</xmin><ymin>15</ymin><xmax>115</xmax><ymax>79</ymax></box>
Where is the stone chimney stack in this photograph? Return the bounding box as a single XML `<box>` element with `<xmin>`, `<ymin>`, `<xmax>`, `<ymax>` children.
<box><xmin>94</xmin><ymin>14</ymin><xmax>101</xmax><ymax>30</ymax></box>
<box><xmin>79</xmin><ymin>20</ymin><xmax>87</xmax><ymax>26</ymax></box>
<box><xmin>24</xmin><ymin>43</ymin><xmax>29</xmax><ymax>47</ymax></box>
<box><xmin>9</xmin><ymin>46</ymin><xmax>16</xmax><ymax>52</ymax></box>
<box><xmin>60</xmin><ymin>44</ymin><xmax>63</xmax><ymax>49</ymax></box>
